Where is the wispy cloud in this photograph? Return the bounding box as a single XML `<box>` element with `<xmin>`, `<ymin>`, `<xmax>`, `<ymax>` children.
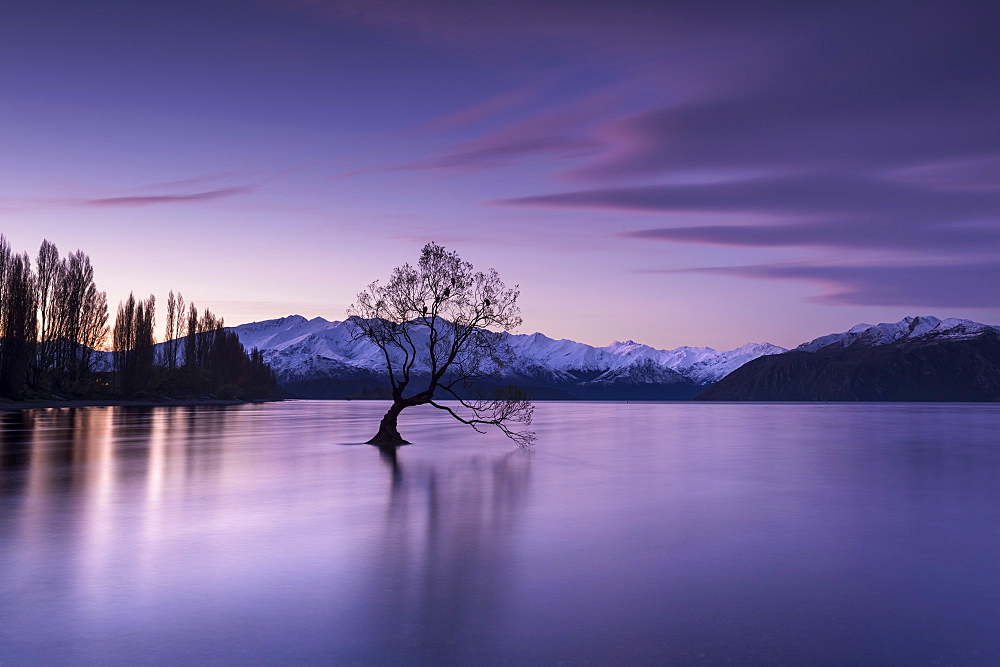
<box><xmin>499</xmin><ymin>174</ymin><xmax>1000</xmax><ymax>253</ymax></box>
<box><xmin>83</xmin><ymin>186</ymin><xmax>256</xmax><ymax>207</ymax></box>
<box><xmin>69</xmin><ymin>165</ymin><xmax>314</xmax><ymax>207</ymax></box>
<box><xmin>340</xmin><ymin>88</ymin><xmax>623</xmax><ymax>178</ymax></box>
<box><xmin>679</xmin><ymin>261</ymin><xmax>1000</xmax><ymax>308</ymax></box>
<box><xmin>340</xmin><ymin>136</ymin><xmax>601</xmax><ymax>178</ymax></box>
<box><xmin>499</xmin><ymin>169</ymin><xmax>1000</xmax><ymax>307</ymax></box>
<box><xmin>143</xmin><ymin>172</ymin><xmax>235</xmax><ymax>190</ymax></box>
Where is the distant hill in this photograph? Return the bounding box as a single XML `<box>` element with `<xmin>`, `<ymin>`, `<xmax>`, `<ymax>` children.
<box><xmin>698</xmin><ymin>316</ymin><xmax>1000</xmax><ymax>401</ymax></box>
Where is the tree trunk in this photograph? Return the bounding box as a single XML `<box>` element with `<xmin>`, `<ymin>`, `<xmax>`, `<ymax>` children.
<box><xmin>367</xmin><ymin>400</ymin><xmax>409</xmax><ymax>445</ymax></box>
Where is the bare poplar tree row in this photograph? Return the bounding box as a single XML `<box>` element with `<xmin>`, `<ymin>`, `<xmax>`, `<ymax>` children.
<box><xmin>0</xmin><ymin>235</ymin><xmax>109</xmax><ymax>397</ymax></box>
<box><xmin>0</xmin><ymin>234</ymin><xmax>276</xmax><ymax>401</ymax></box>
<box><xmin>116</xmin><ymin>289</ymin><xmax>275</xmax><ymax>399</ymax></box>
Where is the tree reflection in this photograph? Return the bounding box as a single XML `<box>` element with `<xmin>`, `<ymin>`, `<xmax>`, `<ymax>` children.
<box><xmin>0</xmin><ymin>411</ymin><xmax>37</xmax><ymax>496</ymax></box>
<box><xmin>375</xmin><ymin>444</ymin><xmax>402</xmax><ymax>489</ymax></box>
<box><xmin>368</xmin><ymin>443</ymin><xmax>533</xmax><ymax>662</ymax></box>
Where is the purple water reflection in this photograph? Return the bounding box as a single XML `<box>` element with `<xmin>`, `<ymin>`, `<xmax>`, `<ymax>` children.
<box><xmin>1</xmin><ymin>401</ymin><xmax>999</xmax><ymax>663</ymax></box>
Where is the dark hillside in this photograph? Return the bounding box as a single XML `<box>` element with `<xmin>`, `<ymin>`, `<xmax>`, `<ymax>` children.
<box><xmin>698</xmin><ymin>331</ymin><xmax>1000</xmax><ymax>402</ymax></box>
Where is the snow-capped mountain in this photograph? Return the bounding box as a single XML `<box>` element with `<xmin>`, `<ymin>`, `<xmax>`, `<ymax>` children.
<box><xmin>795</xmin><ymin>316</ymin><xmax>1000</xmax><ymax>352</ymax></box>
<box><xmin>230</xmin><ymin>315</ymin><xmax>786</xmax><ymax>399</ymax></box>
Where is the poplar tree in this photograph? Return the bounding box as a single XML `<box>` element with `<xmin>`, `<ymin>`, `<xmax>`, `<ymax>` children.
<box><xmin>113</xmin><ymin>293</ymin><xmax>155</xmax><ymax>396</ymax></box>
<box><xmin>0</xmin><ymin>252</ymin><xmax>38</xmax><ymax>397</ymax></box>
<box><xmin>33</xmin><ymin>240</ymin><xmax>62</xmax><ymax>388</ymax></box>
<box><xmin>55</xmin><ymin>251</ymin><xmax>108</xmax><ymax>387</ymax></box>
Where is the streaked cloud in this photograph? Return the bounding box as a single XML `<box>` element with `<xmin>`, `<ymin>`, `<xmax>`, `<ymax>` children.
<box><xmin>499</xmin><ymin>174</ymin><xmax>1000</xmax><ymax>252</ymax></box>
<box><xmin>83</xmin><ymin>186</ymin><xmax>255</xmax><ymax>207</ymax></box>
<box><xmin>681</xmin><ymin>262</ymin><xmax>1000</xmax><ymax>308</ymax></box>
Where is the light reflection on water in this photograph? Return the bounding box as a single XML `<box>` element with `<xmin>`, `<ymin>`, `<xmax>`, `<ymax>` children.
<box><xmin>1</xmin><ymin>401</ymin><xmax>999</xmax><ymax>664</ymax></box>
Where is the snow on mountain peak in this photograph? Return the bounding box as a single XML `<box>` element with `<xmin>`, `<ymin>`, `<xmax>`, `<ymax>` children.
<box><xmin>233</xmin><ymin>313</ymin><xmax>998</xmax><ymax>391</ymax></box>
<box><xmin>796</xmin><ymin>315</ymin><xmax>998</xmax><ymax>352</ymax></box>
<box><xmin>230</xmin><ymin>316</ymin><xmax>788</xmax><ymax>386</ymax></box>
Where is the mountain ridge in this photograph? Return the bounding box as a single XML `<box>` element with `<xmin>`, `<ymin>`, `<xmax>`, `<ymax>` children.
<box><xmin>228</xmin><ymin>314</ymin><xmax>1000</xmax><ymax>401</ymax></box>
<box><xmin>230</xmin><ymin>315</ymin><xmax>787</xmax><ymax>399</ymax></box>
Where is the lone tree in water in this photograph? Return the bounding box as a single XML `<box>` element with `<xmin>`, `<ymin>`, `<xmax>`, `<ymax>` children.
<box><xmin>348</xmin><ymin>243</ymin><xmax>534</xmax><ymax>447</ymax></box>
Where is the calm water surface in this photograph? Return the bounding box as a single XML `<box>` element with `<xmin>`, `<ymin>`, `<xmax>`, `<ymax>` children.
<box><xmin>1</xmin><ymin>401</ymin><xmax>998</xmax><ymax>664</ymax></box>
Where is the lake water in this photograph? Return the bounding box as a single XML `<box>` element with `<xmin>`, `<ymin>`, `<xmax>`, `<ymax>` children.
<box><xmin>1</xmin><ymin>401</ymin><xmax>998</xmax><ymax>664</ymax></box>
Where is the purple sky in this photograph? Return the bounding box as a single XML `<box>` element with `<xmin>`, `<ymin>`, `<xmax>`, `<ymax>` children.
<box><xmin>2</xmin><ymin>0</ymin><xmax>998</xmax><ymax>349</ymax></box>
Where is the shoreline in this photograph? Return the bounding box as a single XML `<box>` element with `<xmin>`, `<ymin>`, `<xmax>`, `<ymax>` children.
<box><xmin>0</xmin><ymin>397</ymin><xmax>280</xmax><ymax>412</ymax></box>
